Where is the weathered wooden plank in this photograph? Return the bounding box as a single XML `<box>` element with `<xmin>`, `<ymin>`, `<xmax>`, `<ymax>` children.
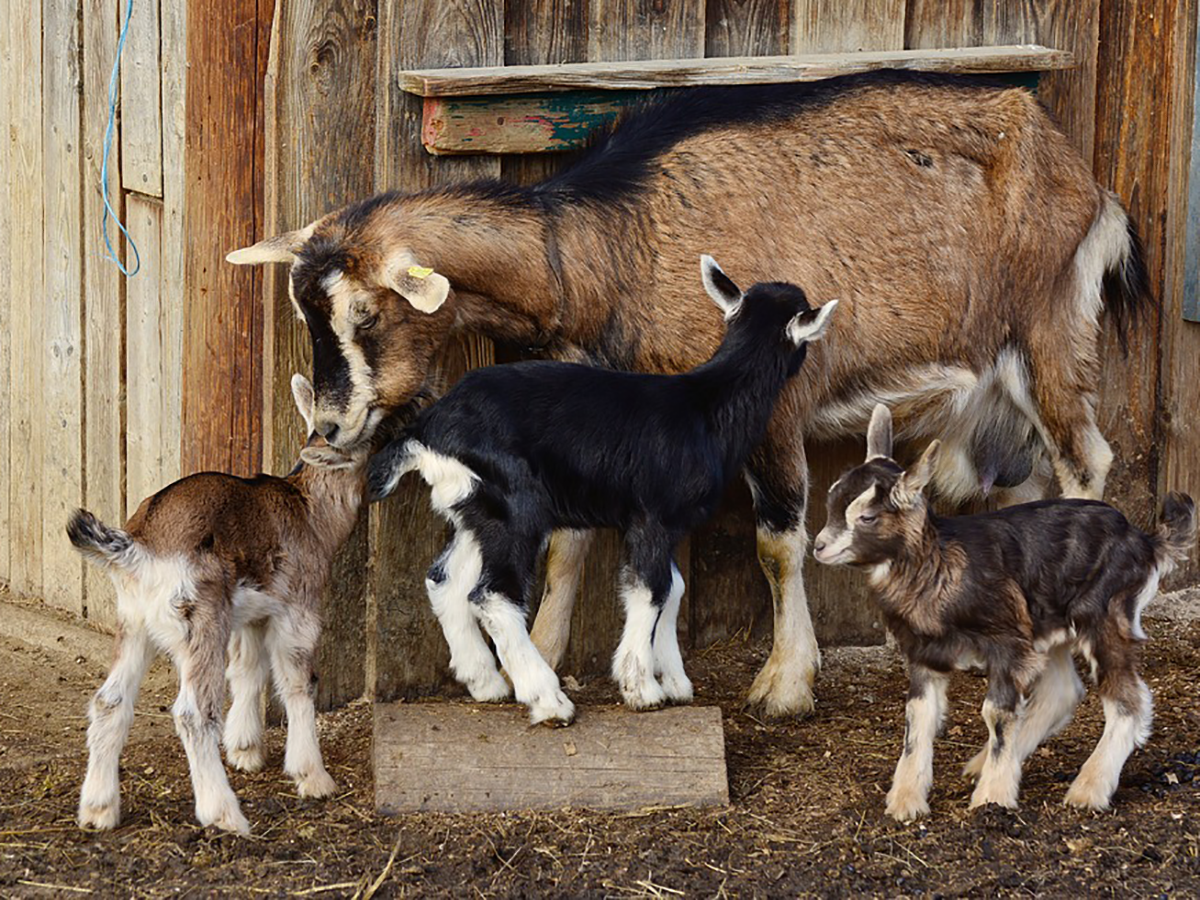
<box><xmin>263</xmin><ymin>0</ymin><xmax>377</xmax><ymax>709</ymax></box>
<box><xmin>589</xmin><ymin>0</ymin><xmax>705</xmax><ymax>62</ymax></box>
<box><xmin>421</xmin><ymin>91</ymin><xmax>638</xmax><ymax>155</ymax></box>
<box><xmin>793</xmin><ymin>0</ymin><xmax>904</xmax><ymax>53</ymax></box>
<box><xmin>398</xmin><ymin>45</ymin><xmax>1074</xmax><ymax>96</ymax></box>
<box><xmin>370</xmin><ymin>0</ymin><xmax>501</xmax><ymax>701</ymax></box>
<box><xmin>1158</xmin><ymin>0</ymin><xmax>1200</xmax><ymax>587</ymax></box>
<box><xmin>9</xmin><ymin>0</ymin><xmax>46</xmax><ymax>598</ymax></box>
<box><xmin>125</xmin><ymin>194</ymin><xmax>166</xmax><ymax>508</ymax></box>
<box><xmin>41</xmin><ymin>0</ymin><xmax>86</xmax><ymax>613</ymax></box>
<box><xmin>160</xmin><ymin>0</ymin><xmax>186</xmax><ymax>488</ymax></box>
<box><xmin>706</xmin><ymin>0</ymin><xmax>791</xmax><ymax>58</ymax></box>
<box><xmin>181</xmin><ymin>0</ymin><xmax>269</xmax><ymax>479</ymax></box>
<box><xmin>82</xmin><ymin>0</ymin><xmax>124</xmax><ymax>627</ymax></box>
<box><xmin>120</xmin><ymin>0</ymin><xmax>163</xmax><ymax>197</ymax></box>
<box><xmin>0</xmin><ymin>0</ymin><xmax>13</xmax><ymax>585</ymax></box>
<box><xmin>374</xmin><ymin>703</ymin><xmax>728</xmax><ymax>813</ymax></box>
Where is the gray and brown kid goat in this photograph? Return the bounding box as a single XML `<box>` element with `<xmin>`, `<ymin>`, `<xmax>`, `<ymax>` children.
<box><xmin>228</xmin><ymin>71</ymin><xmax>1151</xmax><ymax>717</ymax></box>
<box><xmin>814</xmin><ymin>404</ymin><xmax>1196</xmax><ymax>820</ymax></box>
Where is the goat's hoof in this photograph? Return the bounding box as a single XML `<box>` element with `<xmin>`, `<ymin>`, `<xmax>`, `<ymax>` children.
<box><xmin>296</xmin><ymin>769</ymin><xmax>338</xmax><ymax>799</ymax></box>
<box><xmin>659</xmin><ymin>674</ymin><xmax>694</xmax><ymax>705</ymax></box>
<box><xmin>961</xmin><ymin>747</ymin><xmax>987</xmax><ymax>780</ymax></box>
<box><xmin>227</xmin><ymin>744</ymin><xmax>265</xmax><ymax>773</ymax></box>
<box><xmin>199</xmin><ymin>801</ymin><xmax>251</xmax><ymax>836</ymax></box>
<box><xmin>78</xmin><ymin>801</ymin><xmax>120</xmax><ymax>831</ymax></box>
<box><xmin>1064</xmin><ymin>778</ymin><xmax>1113</xmax><ymax>812</ymax></box>
<box><xmin>621</xmin><ymin>677</ymin><xmax>668</xmax><ymax>711</ymax></box>
<box><xmin>467</xmin><ymin>671</ymin><xmax>512</xmax><ymax>703</ymax></box>
<box><xmin>968</xmin><ymin>791</ymin><xmax>1019</xmax><ymax>812</ymax></box>
<box><xmin>528</xmin><ymin>691</ymin><xmax>575</xmax><ymax>727</ymax></box>
<box><xmin>885</xmin><ymin>789</ymin><xmax>930</xmax><ymax>822</ymax></box>
<box><xmin>746</xmin><ymin>662</ymin><xmax>817</xmax><ymax>718</ymax></box>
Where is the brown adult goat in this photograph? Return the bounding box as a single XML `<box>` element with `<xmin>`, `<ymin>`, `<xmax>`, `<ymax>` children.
<box><xmin>228</xmin><ymin>72</ymin><xmax>1150</xmax><ymax>717</ymax></box>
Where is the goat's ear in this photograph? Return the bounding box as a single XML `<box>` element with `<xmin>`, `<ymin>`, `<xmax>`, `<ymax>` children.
<box><xmin>893</xmin><ymin>439</ymin><xmax>941</xmax><ymax>506</ymax></box>
<box><xmin>700</xmin><ymin>254</ymin><xmax>742</xmax><ymax>319</ymax></box>
<box><xmin>291</xmin><ymin>373</ymin><xmax>316</xmax><ymax>434</ymax></box>
<box><xmin>382</xmin><ymin>261</ymin><xmax>451</xmax><ymax>314</ymax></box>
<box><xmin>786</xmin><ymin>298</ymin><xmax>838</xmax><ymax>346</ymax></box>
<box><xmin>226</xmin><ymin>222</ymin><xmax>316</xmax><ymax>265</ymax></box>
<box><xmin>866</xmin><ymin>403</ymin><xmax>893</xmax><ymax>461</ymax></box>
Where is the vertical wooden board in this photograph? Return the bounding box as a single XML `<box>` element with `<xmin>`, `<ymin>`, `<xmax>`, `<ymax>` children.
<box><xmin>370</xmin><ymin>0</ymin><xmax>501</xmax><ymax>700</ymax></box>
<box><xmin>42</xmin><ymin>0</ymin><xmax>86</xmax><ymax>613</ymax></box>
<box><xmin>902</xmin><ymin>0</ymin><xmax>979</xmax><ymax>48</ymax></box>
<box><xmin>160</xmin><ymin>0</ymin><xmax>186</xmax><ymax>486</ymax></box>
<box><xmin>125</xmin><ymin>194</ymin><xmax>166</xmax><ymax>509</ymax></box>
<box><xmin>706</xmin><ymin>0</ymin><xmax>790</xmax><ymax>57</ymax></box>
<box><xmin>1159</xmin><ymin>0</ymin><xmax>1200</xmax><ymax>587</ymax></box>
<box><xmin>82</xmin><ymin>0</ymin><xmax>125</xmax><ymax>627</ymax></box>
<box><xmin>588</xmin><ymin>0</ymin><xmax>705</xmax><ymax>62</ymax></box>
<box><xmin>0</xmin><ymin>0</ymin><xmax>13</xmax><ymax>584</ymax></box>
<box><xmin>120</xmin><ymin>0</ymin><xmax>163</xmax><ymax>196</ymax></box>
<box><xmin>9</xmin><ymin>0</ymin><xmax>46</xmax><ymax>598</ymax></box>
<box><xmin>265</xmin><ymin>0</ymin><xmax>379</xmax><ymax>707</ymax></box>
<box><xmin>793</xmin><ymin>0</ymin><xmax>904</xmax><ymax>53</ymax></box>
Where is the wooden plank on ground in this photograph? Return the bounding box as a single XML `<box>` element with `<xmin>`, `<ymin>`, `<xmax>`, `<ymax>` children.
<box><xmin>374</xmin><ymin>703</ymin><xmax>729</xmax><ymax>813</ymax></box>
<box><xmin>160</xmin><ymin>0</ymin><xmax>186</xmax><ymax>487</ymax></box>
<box><xmin>82</xmin><ymin>0</ymin><xmax>124</xmax><ymax>628</ymax></box>
<box><xmin>265</xmin><ymin>0</ymin><xmax>378</xmax><ymax>708</ymax></box>
<box><xmin>9</xmin><ymin>0</ymin><xmax>45</xmax><ymax>598</ymax></box>
<box><xmin>120</xmin><ymin>0</ymin><xmax>163</xmax><ymax>196</ymax></box>
<box><xmin>41</xmin><ymin>0</ymin><xmax>86</xmax><ymax>613</ymax></box>
<box><xmin>398</xmin><ymin>45</ymin><xmax>1074</xmax><ymax>96</ymax></box>
<box><xmin>0</xmin><ymin>0</ymin><xmax>12</xmax><ymax>585</ymax></box>
<box><xmin>125</xmin><ymin>194</ymin><xmax>166</xmax><ymax>508</ymax></box>
<box><xmin>370</xmin><ymin>0</ymin><xmax>501</xmax><ymax>700</ymax></box>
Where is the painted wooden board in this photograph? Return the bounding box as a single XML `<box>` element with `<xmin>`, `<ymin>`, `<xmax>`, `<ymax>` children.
<box><xmin>42</xmin><ymin>0</ymin><xmax>86</xmax><ymax>613</ymax></box>
<box><xmin>82</xmin><ymin>0</ymin><xmax>125</xmax><ymax>627</ymax></box>
<box><xmin>120</xmin><ymin>0</ymin><xmax>163</xmax><ymax>196</ymax></box>
<box><xmin>374</xmin><ymin>703</ymin><xmax>729</xmax><ymax>813</ymax></box>
<box><xmin>398</xmin><ymin>45</ymin><xmax>1074</xmax><ymax>97</ymax></box>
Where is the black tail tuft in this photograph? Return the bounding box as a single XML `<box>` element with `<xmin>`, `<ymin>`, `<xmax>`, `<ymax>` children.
<box><xmin>1102</xmin><ymin>217</ymin><xmax>1154</xmax><ymax>354</ymax></box>
<box><xmin>1155</xmin><ymin>492</ymin><xmax>1196</xmax><ymax>571</ymax></box>
<box><xmin>67</xmin><ymin>508</ymin><xmax>136</xmax><ymax>568</ymax></box>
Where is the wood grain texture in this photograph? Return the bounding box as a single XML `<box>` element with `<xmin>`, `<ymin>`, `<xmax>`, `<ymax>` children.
<box><xmin>264</xmin><ymin>0</ymin><xmax>379</xmax><ymax>709</ymax></box>
<box><xmin>588</xmin><ymin>0</ymin><xmax>705</xmax><ymax>62</ymax></box>
<box><xmin>119</xmin><ymin>0</ymin><xmax>163</xmax><ymax>197</ymax></box>
<box><xmin>160</xmin><ymin>0</ymin><xmax>186</xmax><ymax>490</ymax></box>
<box><xmin>0</xmin><ymin>0</ymin><xmax>13</xmax><ymax>584</ymax></box>
<box><xmin>397</xmin><ymin>46</ymin><xmax>1074</xmax><ymax>96</ymax></box>
<box><xmin>706</xmin><ymin>0</ymin><xmax>791</xmax><ymax>57</ymax></box>
<box><xmin>124</xmin><ymin>194</ymin><xmax>167</xmax><ymax>509</ymax></box>
<box><xmin>42</xmin><ymin>0</ymin><xmax>86</xmax><ymax>612</ymax></box>
<box><xmin>374</xmin><ymin>703</ymin><xmax>728</xmax><ymax>813</ymax></box>
<box><xmin>1158</xmin><ymin>0</ymin><xmax>1200</xmax><ymax>586</ymax></box>
<box><xmin>9</xmin><ymin>0</ymin><xmax>46</xmax><ymax>598</ymax></box>
<box><xmin>371</xmin><ymin>0</ymin><xmax>501</xmax><ymax>701</ymax></box>
<box><xmin>82</xmin><ymin>0</ymin><xmax>124</xmax><ymax>627</ymax></box>
<box><xmin>793</xmin><ymin>0</ymin><xmax>904</xmax><ymax>53</ymax></box>
<box><xmin>181</xmin><ymin>0</ymin><xmax>270</xmax><ymax>479</ymax></box>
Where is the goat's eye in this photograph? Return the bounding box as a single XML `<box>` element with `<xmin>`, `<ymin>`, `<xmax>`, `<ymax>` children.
<box><xmin>358</xmin><ymin>313</ymin><xmax>379</xmax><ymax>332</ymax></box>
<box><xmin>859</xmin><ymin>513</ymin><xmax>878</xmax><ymax>525</ymax></box>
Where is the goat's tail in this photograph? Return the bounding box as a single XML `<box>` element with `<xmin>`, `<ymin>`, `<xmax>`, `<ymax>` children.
<box><xmin>1098</xmin><ymin>191</ymin><xmax>1154</xmax><ymax>353</ymax></box>
<box><xmin>1153</xmin><ymin>492</ymin><xmax>1197</xmax><ymax>574</ymax></box>
<box><xmin>67</xmin><ymin>509</ymin><xmax>143</xmax><ymax>572</ymax></box>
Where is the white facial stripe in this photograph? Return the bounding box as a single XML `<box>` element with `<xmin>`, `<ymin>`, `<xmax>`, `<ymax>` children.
<box><xmin>321</xmin><ymin>269</ymin><xmax>378</xmax><ymax>438</ymax></box>
<box><xmin>845</xmin><ymin>485</ymin><xmax>877</xmax><ymax>525</ymax></box>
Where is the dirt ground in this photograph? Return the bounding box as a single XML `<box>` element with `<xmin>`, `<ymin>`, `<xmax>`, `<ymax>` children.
<box><xmin>0</xmin><ymin>593</ymin><xmax>1197</xmax><ymax>898</ymax></box>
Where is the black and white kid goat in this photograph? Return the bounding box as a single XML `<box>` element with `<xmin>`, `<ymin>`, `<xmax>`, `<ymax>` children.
<box><xmin>814</xmin><ymin>404</ymin><xmax>1196</xmax><ymax>820</ymax></box>
<box><xmin>368</xmin><ymin>258</ymin><xmax>838</xmax><ymax>724</ymax></box>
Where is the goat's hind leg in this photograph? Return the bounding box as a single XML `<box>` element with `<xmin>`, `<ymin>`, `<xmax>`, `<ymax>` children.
<box><xmin>266</xmin><ymin>611</ymin><xmax>336</xmax><ymax>799</ymax></box>
<box><xmin>653</xmin><ymin>560</ymin><xmax>692</xmax><ymax>703</ymax></box>
<box><xmin>530</xmin><ymin>528</ymin><xmax>593</xmax><ymax>671</ymax></box>
<box><xmin>224</xmin><ymin>622</ymin><xmax>268</xmax><ymax>772</ymax></box>
<box><xmin>79</xmin><ymin>622</ymin><xmax>156</xmax><ymax>830</ymax></box>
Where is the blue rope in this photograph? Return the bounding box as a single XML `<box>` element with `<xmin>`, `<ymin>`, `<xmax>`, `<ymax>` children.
<box><xmin>100</xmin><ymin>0</ymin><xmax>140</xmax><ymax>277</ymax></box>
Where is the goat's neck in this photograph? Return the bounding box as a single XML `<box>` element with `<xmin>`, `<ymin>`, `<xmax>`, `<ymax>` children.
<box><xmin>289</xmin><ymin>464</ymin><xmax>367</xmax><ymax>552</ymax></box>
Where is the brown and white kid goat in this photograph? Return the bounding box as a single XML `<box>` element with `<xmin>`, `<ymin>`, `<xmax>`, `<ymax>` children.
<box><xmin>228</xmin><ymin>71</ymin><xmax>1151</xmax><ymax>717</ymax></box>
<box><xmin>814</xmin><ymin>405</ymin><xmax>1195</xmax><ymax>820</ymax></box>
<box><xmin>70</xmin><ymin>376</ymin><xmax>362</xmax><ymax>835</ymax></box>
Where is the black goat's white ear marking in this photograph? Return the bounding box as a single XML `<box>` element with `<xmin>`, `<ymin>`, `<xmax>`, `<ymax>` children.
<box><xmin>786</xmin><ymin>298</ymin><xmax>838</xmax><ymax>346</ymax></box>
<box><xmin>700</xmin><ymin>254</ymin><xmax>743</xmax><ymax>319</ymax></box>
<box><xmin>226</xmin><ymin>222</ymin><xmax>316</xmax><ymax>265</ymax></box>
<box><xmin>383</xmin><ymin>260</ymin><xmax>451</xmax><ymax>314</ymax></box>
<box><xmin>866</xmin><ymin>403</ymin><xmax>894</xmax><ymax>461</ymax></box>
<box><xmin>893</xmin><ymin>439</ymin><xmax>941</xmax><ymax>506</ymax></box>
<box><xmin>291</xmin><ymin>373</ymin><xmax>316</xmax><ymax>435</ymax></box>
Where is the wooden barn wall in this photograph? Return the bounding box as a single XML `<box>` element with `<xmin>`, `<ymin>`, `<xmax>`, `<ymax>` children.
<box><xmin>2</xmin><ymin>1</ymin><xmax>1196</xmax><ymax>700</ymax></box>
<box><xmin>0</xmin><ymin>0</ymin><xmax>187</xmax><ymax>628</ymax></box>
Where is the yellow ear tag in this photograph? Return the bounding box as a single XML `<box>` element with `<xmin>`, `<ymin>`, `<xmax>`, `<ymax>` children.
<box><xmin>407</xmin><ymin>265</ymin><xmax>434</xmax><ymax>279</ymax></box>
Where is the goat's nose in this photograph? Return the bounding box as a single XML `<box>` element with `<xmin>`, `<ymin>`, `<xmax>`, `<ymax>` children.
<box><xmin>314</xmin><ymin>420</ymin><xmax>340</xmax><ymax>442</ymax></box>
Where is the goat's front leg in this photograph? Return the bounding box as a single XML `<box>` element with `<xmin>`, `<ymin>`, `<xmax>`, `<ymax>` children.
<box><xmin>886</xmin><ymin>666</ymin><xmax>949</xmax><ymax>821</ymax></box>
<box><xmin>266</xmin><ymin>611</ymin><xmax>336</xmax><ymax>799</ymax></box>
<box><xmin>969</xmin><ymin>677</ymin><xmax>1025</xmax><ymax>811</ymax></box>
<box><xmin>224</xmin><ymin>622</ymin><xmax>267</xmax><ymax>772</ymax></box>
<box><xmin>745</xmin><ymin>435</ymin><xmax>819</xmax><ymax>717</ymax></box>
<box><xmin>79</xmin><ymin>623</ymin><xmax>155</xmax><ymax>830</ymax></box>
<box><xmin>529</xmin><ymin>528</ymin><xmax>593</xmax><ymax>671</ymax></box>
